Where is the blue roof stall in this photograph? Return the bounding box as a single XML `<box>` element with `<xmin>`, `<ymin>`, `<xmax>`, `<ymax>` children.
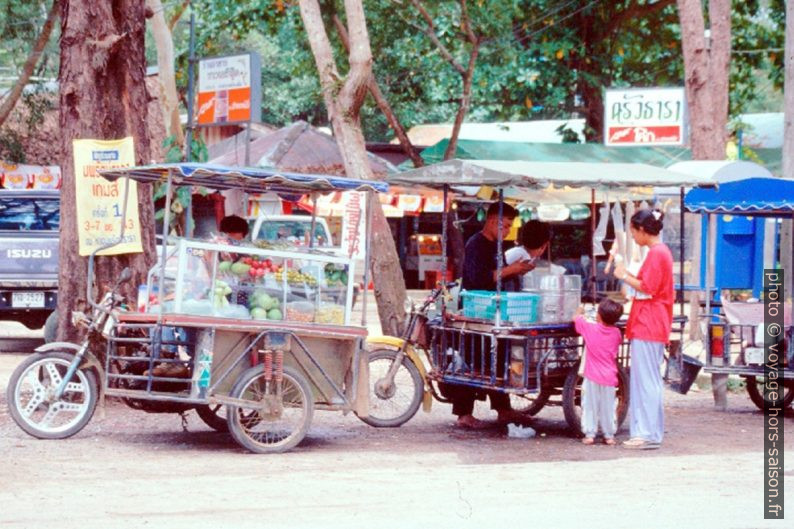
<box><xmin>684</xmin><ymin>177</ymin><xmax>794</xmax><ymax>299</ymax></box>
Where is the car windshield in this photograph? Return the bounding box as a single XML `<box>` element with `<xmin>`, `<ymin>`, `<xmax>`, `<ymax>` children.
<box><xmin>0</xmin><ymin>196</ymin><xmax>60</xmax><ymax>231</ymax></box>
<box><xmin>255</xmin><ymin>220</ymin><xmax>328</xmax><ymax>246</ymax></box>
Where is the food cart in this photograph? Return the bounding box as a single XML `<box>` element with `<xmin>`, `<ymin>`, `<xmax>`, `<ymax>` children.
<box><xmin>363</xmin><ymin>160</ymin><xmax>709</xmax><ymax>434</ymax></box>
<box><xmin>6</xmin><ymin>163</ymin><xmax>386</xmax><ymax>453</ymax></box>
<box><xmin>685</xmin><ymin>177</ymin><xmax>794</xmax><ymax>409</ymax></box>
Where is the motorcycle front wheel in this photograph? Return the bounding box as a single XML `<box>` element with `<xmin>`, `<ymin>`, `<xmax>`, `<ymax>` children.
<box><xmin>7</xmin><ymin>351</ymin><xmax>98</xmax><ymax>439</ymax></box>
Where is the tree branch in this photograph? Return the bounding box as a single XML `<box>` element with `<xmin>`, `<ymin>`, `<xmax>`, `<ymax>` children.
<box><xmin>0</xmin><ymin>1</ymin><xmax>58</xmax><ymax>128</ymax></box>
<box><xmin>607</xmin><ymin>0</ymin><xmax>676</xmax><ymax>35</ymax></box>
<box><xmin>333</xmin><ymin>14</ymin><xmax>423</xmax><ymax>167</ymax></box>
<box><xmin>169</xmin><ymin>0</ymin><xmax>191</xmax><ymax>31</ymax></box>
<box><xmin>408</xmin><ymin>0</ymin><xmax>466</xmax><ymax>75</ymax></box>
<box><xmin>336</xmin><ymin>0</ymin><xmax>373</xmax><ymax>114</ymax></box>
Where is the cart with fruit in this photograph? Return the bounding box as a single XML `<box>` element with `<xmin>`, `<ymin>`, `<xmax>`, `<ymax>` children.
<box><xmin>6</xmin><ymin>163</ymin><xmax>386</xmax><ymax>454</ymax></box>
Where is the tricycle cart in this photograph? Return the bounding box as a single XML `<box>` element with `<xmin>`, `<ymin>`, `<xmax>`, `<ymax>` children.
<box><xmin>685</xmin><ymin>177</ymin><xmax>794</xmax><ymax>409</ymax></box>
<box><xmin>363</xmin><ymin>160</ymin><xmax>703</xmax><ymax>434</ymax></box>
<box><xmin>6</xmin><ymin>163</ymin><xmax>386</xmax><ymax>453</ymax></box>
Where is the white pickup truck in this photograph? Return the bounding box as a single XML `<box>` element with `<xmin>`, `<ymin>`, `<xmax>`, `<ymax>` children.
<box><xmin>249</xmin><ymin>214</ymin><xmax>333</xmax><ymax>248</ymax></box>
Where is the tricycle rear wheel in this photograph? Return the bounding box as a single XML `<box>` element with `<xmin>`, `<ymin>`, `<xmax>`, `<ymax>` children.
<box><xmin>562</xmin><ymin>364</ymin><xmax>629</xmax><ymax>436</ymax></box>
<box><xmin>227</xmin><ymin>364</ymin><xmax>314</xmax><ymax>453</ymax></box>
<box><xmin>7</xmin><ymin>351</ymin><xmax>98</xmax><ymax>439</ymax></box>
<box><xmin>743</xmin><ymin>376</ymin><xmax>794</xmax><ymax>410</ymax></box>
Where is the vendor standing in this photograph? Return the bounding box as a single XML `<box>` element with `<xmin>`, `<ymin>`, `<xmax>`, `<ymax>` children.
<box><xmin>462</xmin><ymin>203</ymin><xmax>536</xmax><ymax>292</ymax></box>
<box><xmin>452</xmin><ymin>202</ymin><xmax>534</xmax><ymax>429</ymax></box>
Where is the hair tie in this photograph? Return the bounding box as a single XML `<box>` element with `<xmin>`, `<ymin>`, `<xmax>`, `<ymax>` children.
<box><xmin>652</xmin><ymin>210</ymin><xmax>662</xmax><ymax>220</ymax></box>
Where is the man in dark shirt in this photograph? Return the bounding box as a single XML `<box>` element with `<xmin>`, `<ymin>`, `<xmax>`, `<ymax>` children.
<box><xmin>452</xmin><ymin>202</ymin><xmax>535</xmax><ymax>429</ymax></box>
<box><xmin>462</xmin><ymin>203</ymin><xmax>535</xmax><ymax>291</ymax></box>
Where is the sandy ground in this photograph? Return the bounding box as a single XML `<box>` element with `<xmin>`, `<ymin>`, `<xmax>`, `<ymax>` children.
<box><xmin>1</xmin><ymin>304</ymin><xmax>792</xmax><ymax>529</ymax></box>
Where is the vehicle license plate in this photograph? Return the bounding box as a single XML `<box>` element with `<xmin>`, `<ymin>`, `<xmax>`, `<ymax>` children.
<box><xmin>12</xmin><ymin>291</ymin><xmax>45</xmax><ymax>308</ymax></box>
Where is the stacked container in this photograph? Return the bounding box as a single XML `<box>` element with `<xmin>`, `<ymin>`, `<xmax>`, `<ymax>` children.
<box><xmin>525</xmin><ymin>274</ymin><xmax>582</xmax><ymax>323</ymax></box>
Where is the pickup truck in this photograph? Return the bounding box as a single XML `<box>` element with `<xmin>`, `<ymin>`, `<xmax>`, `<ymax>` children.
<box><xmin>0</xmin><ymin>189</ymin><xmax>59</xmax><ymax>331</ymax></box>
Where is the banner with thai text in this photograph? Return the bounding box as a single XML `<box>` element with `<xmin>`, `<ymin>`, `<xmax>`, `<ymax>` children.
<box><xmin>73</xmin><ymin>137</ymin><xmax>142</xmax><ymax>256</ymax></box>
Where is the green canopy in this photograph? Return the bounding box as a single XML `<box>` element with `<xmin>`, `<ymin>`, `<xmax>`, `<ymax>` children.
<box><xmin>412</xmin><ymin>138</ymin><xmax>783</xmax><ymax>176</ymax></box>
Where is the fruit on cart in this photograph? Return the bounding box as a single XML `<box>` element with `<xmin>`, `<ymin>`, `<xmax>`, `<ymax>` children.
<box><xmin>275</xmin><ymin>269</ymin><xmax>318</xmax><ymax>286</ymax></box>
<box><xmin>250</xmin><ymin>306</ymin><xmax>268</xmax><ymax>320</ymax></box>
<box><xmin>218</xmin><ymin>260</ymin><xmax>233</xmax><ymax>273</ymax></box>
<box><xmin>212</xmin><ymin>280</ymin><xmax>232</xmax><ymax>309</ymax></box>
<box><xmin>315</xmin><ymin>303</ymin><xmax>344</xmax><ymax>325</ymax></box>
<box><xmin>231</xmin><ymin>262</ymin><xmax>251</xmax><ymax>277</ymax></box>
<box><xmin>267</xmin><ymin>308</ymin><xmax>283</xmax><ymax>320</ymax></box>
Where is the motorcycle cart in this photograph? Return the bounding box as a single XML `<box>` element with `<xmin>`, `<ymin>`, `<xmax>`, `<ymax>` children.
<box><xmin>685</xmin><ymin>178</ymin><xmax>794</xmax><ymax>409</ymax></box>
<box><xmin>364</xmin><ymin>160</ymin><xmax>698</xmax><ymax>434</ymax></box>
<box><xmin>6</xmin><ymin>163</ymin><xmax>386</xmax><ymax>453</ymax></box>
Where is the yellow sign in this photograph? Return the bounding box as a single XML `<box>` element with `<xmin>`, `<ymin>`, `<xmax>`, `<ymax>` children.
<box><xmin>73</xmin><ymin>137</ymin><xmax>142</xmax><ymax>256</ymax></box>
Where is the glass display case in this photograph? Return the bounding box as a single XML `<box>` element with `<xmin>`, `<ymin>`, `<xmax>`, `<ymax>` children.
<box><xmin>143</xmin><ymin>238</ymin><xmax>356</xmax><ymax>326</ymax></box>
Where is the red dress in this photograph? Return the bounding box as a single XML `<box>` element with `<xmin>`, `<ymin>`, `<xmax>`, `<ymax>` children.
<box><xmin>626</xmin><ymin>243</ymin><xmax>674</xmax><ymax>344</ymax></box>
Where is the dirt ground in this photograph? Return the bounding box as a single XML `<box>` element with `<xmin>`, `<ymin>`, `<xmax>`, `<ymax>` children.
<box><xmin>1</xmin><ymin>340</ymin><xmax>791</xmax><ymax>529</ymax></box>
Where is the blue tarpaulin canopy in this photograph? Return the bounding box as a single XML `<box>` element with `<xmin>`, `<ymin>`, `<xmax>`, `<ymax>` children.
<box><xmin>99</xmin><ymin>163</ymin><xmax>389</xmax><ymax>194</ymax></box>
<box><xmin>684</xmin><ymin>177</ymin><xmax>794</xmax><ymax>216</ymax></box>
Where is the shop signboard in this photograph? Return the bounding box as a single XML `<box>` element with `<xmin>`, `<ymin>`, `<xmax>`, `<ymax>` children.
<box><xmin>603</xmin><ymin>87</ymin><xmax>687</xmax><ymax>146</ymax></box>
<box><xmin>197</xmin><ymin>52</ymin><xmax>261</xmax><ymax>125</ymax></box>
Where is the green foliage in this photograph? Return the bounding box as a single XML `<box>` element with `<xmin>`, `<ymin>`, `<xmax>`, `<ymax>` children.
<box><xmin>156</xmin><ymin>134</ymin><xmax>210</xmax><ymax>235</ymax></box>
<box><xmin>0</xmin><ymin>128</ymin><xmax>25</xmax><ymax>162</ymax></box>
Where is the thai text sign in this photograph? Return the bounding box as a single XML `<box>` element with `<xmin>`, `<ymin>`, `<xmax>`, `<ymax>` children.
<box><xmin>197</xmin><ymin>52</ymin><xmax>261</xmax><ymax>125</ymax></box>
<box><xmin>341</xmin><ymin>191</ymin><xmax>367</xmax><ymax>259</ymax></box>
<box><xmin>73</xmin><ymin>137</ymin><xmax>142</xmax><ymax>256</ymax></box>
<box><xmin>604</xmin><ymin>87</ymin><xmax>687</xmax><ymax>146</ymax></box>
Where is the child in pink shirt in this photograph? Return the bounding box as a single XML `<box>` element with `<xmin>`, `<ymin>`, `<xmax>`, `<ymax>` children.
<box><xmin>574</xmin><ymin>298</ymin><xmax>624</xmax><ymax>445</ymax></box>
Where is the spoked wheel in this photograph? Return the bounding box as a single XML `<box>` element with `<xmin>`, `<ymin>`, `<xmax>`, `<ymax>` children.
<box><xmin>227</xmin><ymin>365</ymin><xmax>314</xmax><ymax>453</ymax></box>
<box><xmin>562</xmin><ymin>364</ymin><xmax>629</xmax><ymax>437</ymax></box>
<box><xmin>6</xmin><ymin>352</ymin><xmax>98</xmax><ymax>439</ymax></box>
<box><xmin>357</xmin><ymin>348</ymin><xmax>423</xmax><ymax>427</ymax></box>
<box><xmin>510</xmin><ymin>388</ymin><xmax>551</xmax><ymax>416</ymax></box>
<box><xmin>743</xmin><ymin>376</ymin><xmax>794</xmax><ymax>411</ymax></box>
<box><xmin>195</xmin><ymin>404</ymin><xmax>229</xmax><ymax>432</ymax></box>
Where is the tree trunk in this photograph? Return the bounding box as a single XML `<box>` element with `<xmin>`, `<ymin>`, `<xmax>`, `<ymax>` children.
<box><xmin>146</xmin><ymin>0</ymin><xmax>184</xmax><ymax>150</ymax></box>
<box><xmin>299</xmin><ymin>0</ymin><xmax>407</xmax><ymax>335</ymax></box>
<box><xmin>57</xmin><ymin>0</ymin><xmax>156</xmax><ymax>341</ymax></box>
<box><xmin>677</xmin><ymin>0</ymin><xmax>731</xmax><ymax>159</ymax></box>
<box><xmin>0</xmin><ymin>1</ymin><xmax>58</xmax><ymax>128</ymax></box>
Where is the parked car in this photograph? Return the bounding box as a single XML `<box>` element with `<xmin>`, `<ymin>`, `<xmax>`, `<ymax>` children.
<box><xmin>0</xmin><ymin>189</ymin><xmax>59</xmax><ymax>333</ymax></box>
<box><xmin>249</xmin><ymin>214</ymin><xmax>333</xmax><ymax>247</ymax></box>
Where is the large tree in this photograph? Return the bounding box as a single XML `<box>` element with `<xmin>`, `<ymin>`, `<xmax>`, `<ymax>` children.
<box><xmin>298</xmin><ymin>0</ymin><xmax>407</xmax><ymax>335</ymax></box>
<box><xmin>57</xmin><ymin>0</ymin><xmax>156</xmax><ymax>341</ymax></box>
<box><xmin>677</xmin><ymin>0</ymin><xmax>731</xmax><ymax>159</ymax></box>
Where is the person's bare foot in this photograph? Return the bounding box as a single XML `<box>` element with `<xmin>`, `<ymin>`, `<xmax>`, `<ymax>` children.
<box><xmin>581</xmin><ymin>437</ymin><xmax>595</xmax><ymax>445</ymax></box>
<box><xmin>456</xmin><ymin>415</ymin><xmax>490</xmax><ymax>430</ymax></box>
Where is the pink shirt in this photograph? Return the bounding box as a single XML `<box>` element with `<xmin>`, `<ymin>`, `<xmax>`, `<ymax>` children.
<box><xmin>574</xmin><ymin>315</ymin><xmax>622</xmax><ymax>387</ymax></box>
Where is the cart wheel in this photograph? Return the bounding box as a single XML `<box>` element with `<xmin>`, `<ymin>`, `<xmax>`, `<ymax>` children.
<box><xmin>510</xmin><ymin>389</ymin><xmax>551</xmax><ymax>416</ymax></box>
<box><xmin>358</xmin><ymin>348</ymin><xmax>423</xmax><ymax>428</ymax></box>
<box><xmin>743</xmin><ymin>376</ymin><xmax>794</xmax><ymax>411</ymax></box>
<box><xmin>562</xmin><ymin>364</ymin><xmax>629</xmax><ymax>436</ymax></box>
<box><xmin>195</xmin><ymin>404</ymin><xmax>229</xmax><ymax>432</ymax></box>
<box><xmin>6</xmin><ymin>351</ymin><xmax>98</xmax><ymax>440</ymax></box>
<box><xmin>226</xmin><ymin>365</ymin><xmax>314</xmax><ymax>453</ymax></box>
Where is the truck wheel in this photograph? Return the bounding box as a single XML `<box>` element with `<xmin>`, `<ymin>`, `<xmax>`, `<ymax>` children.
<box><xmin>44</xmin><ymin>311</ymin><xmax>58</xmax><ymax>343</ymax></box>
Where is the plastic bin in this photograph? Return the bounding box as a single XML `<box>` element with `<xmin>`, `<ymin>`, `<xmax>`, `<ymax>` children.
<box><xmin>461</xmin><ymin>290</ymin><xmax>540</xmax><ymax>323</ymax></box>
<box><xmin>664</xmin><ymin>353</ymin><xmax>704</xmax><ymax>395</ymax></box>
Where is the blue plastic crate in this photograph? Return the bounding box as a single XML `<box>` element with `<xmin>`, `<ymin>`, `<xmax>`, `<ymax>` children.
<box><xmin>461</xmin><ymin>290</ymin><xmax>540</xmax><ymax>323</ymax></box>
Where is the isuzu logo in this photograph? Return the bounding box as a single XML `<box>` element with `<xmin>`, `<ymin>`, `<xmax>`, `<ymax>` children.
<box><xmin>7</xmin><ymin>249</ymin><xmax>52</xmax><ymax>259</ymax></box>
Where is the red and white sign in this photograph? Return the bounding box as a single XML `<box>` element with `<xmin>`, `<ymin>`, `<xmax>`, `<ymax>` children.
<box><xmin>604</xmin><ymin>87</ymin><xmax>687</xmax><ymax>147</ymax></box>
<box><xmin>197</xmin><ymin>53</ymin><xmax>261</xmax><ymax>125</ymax></box>
<box><xmin>341</xmin><ymin>192</ymin><xmax>367</xmax><ymax>259</ymax></box>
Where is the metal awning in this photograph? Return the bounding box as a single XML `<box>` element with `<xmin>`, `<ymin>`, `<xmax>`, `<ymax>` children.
<box><xmin>388</xmin><ymin>159</ymin><xmax>716</xmax><ymax>189</ymax></box>
<box><xmin>99</xmin><ymin>163</ymin><xmax>389</xmax><ymax>194</ymax></box>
